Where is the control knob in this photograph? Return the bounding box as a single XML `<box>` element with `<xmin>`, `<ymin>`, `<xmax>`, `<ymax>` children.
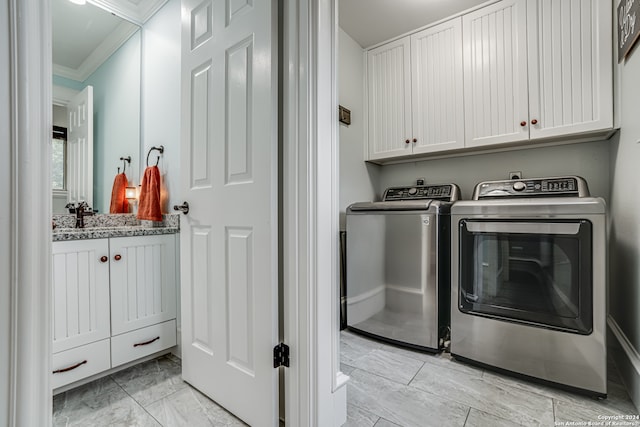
<box><xmin>513</xmin><ymin>181</ymin><xmax>526</xmax><ymax>192</ymax></box>
<box><xmin>408</xmin><ymin>187</ymin><xmax>418</xmax><ymax>195</ymax></box>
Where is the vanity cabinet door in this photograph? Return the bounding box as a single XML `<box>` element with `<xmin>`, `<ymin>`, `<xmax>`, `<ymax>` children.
<box><xmin>52</xmin><ymin>238</ymin><xmax>111</xmax><ymax>353</ymax></box>
<box><xmin>109</xmin><ymin>234</ymin><xmax>177</xmax><ymax>336</ymax></box>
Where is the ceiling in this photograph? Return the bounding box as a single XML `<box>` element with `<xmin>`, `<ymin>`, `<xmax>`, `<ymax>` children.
<box><xmin>339</xmin><ymin>0</ymin><xmax>488</xmax><ymax>48</ymax></box>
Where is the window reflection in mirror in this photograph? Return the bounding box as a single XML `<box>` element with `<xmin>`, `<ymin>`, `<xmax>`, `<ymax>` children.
<box><xmin>52</xmin><ymin>126</ymin><xmax>67</xmax><ymax>191</ymax></box>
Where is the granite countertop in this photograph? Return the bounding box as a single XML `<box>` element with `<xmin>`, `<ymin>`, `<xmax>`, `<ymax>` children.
<box><xmin>52</xmin><ymin>213</ymin><xmax>180</xmax><ymax>241</ymax></box>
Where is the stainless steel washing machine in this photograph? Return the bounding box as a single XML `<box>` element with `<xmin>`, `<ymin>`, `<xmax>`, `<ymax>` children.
<box><xmin>451</xmin><ymin>176</ymin><xmax>606</xmax><ymax>397</ymax></box>
<box><xmin>346</xmin><ymin>183</ymin><xmax>460</xmax><ymax>352</ymax></box>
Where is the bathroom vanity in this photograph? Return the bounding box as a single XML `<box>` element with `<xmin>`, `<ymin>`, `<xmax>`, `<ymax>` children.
<box><xmin>51</xmin><ymin>214</ymin><xmax>179</xmax><ymax>391</ymax></box>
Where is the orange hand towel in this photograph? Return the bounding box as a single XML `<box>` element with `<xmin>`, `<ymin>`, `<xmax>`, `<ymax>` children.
<box><xmin>109</xmin><ymin>173</ymin><xmax>129</xmax><ymax>214</ymax></box>
<box><xmin>137</xmin><ymin>165</ymin><xmax>162</xmax><ymax>221</ymax></box>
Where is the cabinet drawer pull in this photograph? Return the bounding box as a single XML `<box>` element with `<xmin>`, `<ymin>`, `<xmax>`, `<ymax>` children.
<box><xmin>531</xmin><ymin>119</ymin><xmax>538</xmax><ymax>125</ymax></box>
<box><xmin>53</xmin><ymin>360</ymin><xmax>87</xmax><ymax>374</ymax></box>
<box><xmin>114</xmin><ymin>254</ymin><xmax>122</xmax><ymax>261</ymax></box>
<box><xmin>133</xmin><ymin>336</ymin><xmax>160</xmax><ymax>347</ymax></box>
<box><xmin>100</xmin><ymin>256</ymin><xmax>108</xmax><ymax>263</ymax></box>
<box><xmin>520</xmin><ymin>121</ymin><xmax>527</xmax><ymax>127</ymax></box>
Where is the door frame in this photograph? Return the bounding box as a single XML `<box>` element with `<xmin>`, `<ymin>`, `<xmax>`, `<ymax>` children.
<box><xmin>3</xmin><ymin>0</ymin><xmax>346</xmax><ymax>425</ymax></box>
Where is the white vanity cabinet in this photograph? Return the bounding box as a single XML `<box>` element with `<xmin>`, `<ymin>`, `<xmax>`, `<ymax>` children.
<box><xmin>463</xmin><ymin>0</ymin><xmax>612</xmax><ymax>148</ymax></box>
<box><xmin>109</xmin><ymin>234</ymin><xmax>177</xmax><ymax>366</ymax></box>
<box><xmin>51</xmin><ymin>233</ymin><xmax>178</xmax><ymax>390</ymax></box>
<box><xmin>52</xmin><ymin>239</ymin><xmax>111</xmax><ymax>389</ymax></box>
<box><xmin>367</xmin><ymin>18</ymin><xmax>464</xmax><ymax>161</ymax></box>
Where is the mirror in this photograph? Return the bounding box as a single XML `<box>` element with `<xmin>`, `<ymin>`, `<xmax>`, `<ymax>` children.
<box><xmin>52</xmin><ymin>0</ymin><xmax>141</xmax><ymax>214</ymax></box>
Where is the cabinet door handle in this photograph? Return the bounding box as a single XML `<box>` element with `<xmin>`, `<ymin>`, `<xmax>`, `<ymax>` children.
<box><xmin>100</xmin><ymin>256</ymin><xmax>108</xmax><ymax>263</ymax></box>
<box><xmin>52</xmin><ymin>360</ymin><xmax>87</xmax><ymax>374</ymax></box>
<box><xmin>114</xmin><ymin>254</ymin><xmax>122</xmax><ymax>261</ymax></box>
<box><xmin>405</xmin><ymin>139</ymin><xmax>410</xmax><ymax>144</ymax></box>
<box><xmin>412</xmin><ymin>138</ymin><xmax>417</xmax><ymax>143</ymax></box>
<box><xmin>133</xmin><ymin>336</ymin><xmax>160</xmax><ymax>347</ymax></box>
<box><xmin>531</xmin><ymin>119</ymin><xmax>538</xmax><ymax>125</ymax></box>
<box><xmin>520</xmin><ymin>121</ymin><xmax>527</xmax><ymax>127</ymax></box>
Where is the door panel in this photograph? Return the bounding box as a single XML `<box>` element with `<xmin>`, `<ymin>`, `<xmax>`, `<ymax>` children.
<box><xmin>411</xmin><ymin>18</ymin><xmax>464</xmax><ymax>153</ymax></box>
<box><xmin>527</xmin><ymin>0</ymin><xmax>612</xmax><ymax>138</ymax></box>
<box><xmin>367</xmin><ymin>37</ymin><xmax>412</xmax><ymax>160</ymax></box>
<box><xmin>66</xmin><ymin>85</ymin><xmax>93</xmax><ymax>206</ymax></box>
<box><xmin>180</xmin><ymin>0</ymin><xmax>278</xmax><ymax>424</ymax></box>
<box><xmin>463</xmin><ymin>0</ymin><xmax>529</xmax><ymax>147</ymax></box>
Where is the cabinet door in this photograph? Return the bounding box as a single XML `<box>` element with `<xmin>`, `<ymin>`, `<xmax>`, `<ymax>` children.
<box><xmin>52</xmin><ymin>239</ymin><xmax>110</xmax><ymax>353</ymax></box>
<box><xmin>411</xmin><ymin>17</ymin><xmax>465</xmax><ymax>154</ymax></box>
<box><xmin>109</xmin><ymin>234</ymin><xmax>177</xmax><ymax>335</ymax></box>
<box><xmin>367</xmin><ymin>37</ymin><xmax>412</xmax><ymax>160</ymax></box>
<box><xmin>463</xmin><ymin>0</ymin><xmax>530</xmax><ymax>148</ymax></box>
<box><xmin>527</xmin><ymin>0</ymin><xmax>612</xmax><ymax>139</ymax></box>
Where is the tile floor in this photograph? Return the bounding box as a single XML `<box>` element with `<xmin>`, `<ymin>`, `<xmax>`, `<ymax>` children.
<box><xmin>342</xmin><ymin>330</ymin><xmax>640</xmax><ymax>427</ymax></box>
<box><xmin>53</xmin><ymin>334</ymin><xmax>640</xmax><ymax>427</ymax></box>
<box><xmin>52</xmin><ymin>354</ymin><xmax>246</xmax><ymax>427</ymax></box>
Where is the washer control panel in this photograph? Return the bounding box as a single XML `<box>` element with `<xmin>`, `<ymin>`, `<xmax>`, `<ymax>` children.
<box><xmin>383</xmin><ymin>184</ymin><xmax>460</xmax><ymax>202</ymax></box>
<box><xmin>474</xmin><ymin>176</ymin><xmax>589</xmax><ymax>199</ymax></box>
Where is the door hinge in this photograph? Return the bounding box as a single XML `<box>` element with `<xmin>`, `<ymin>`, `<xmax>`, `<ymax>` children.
<box><xmin>273</xmin><ymin>343</ymin><xmax>290</xmax><ymax>368</ymax></box>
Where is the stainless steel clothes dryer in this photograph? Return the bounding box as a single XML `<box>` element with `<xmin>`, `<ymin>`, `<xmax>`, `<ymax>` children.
<box><xmin>346</xmin><ymin>183</ymin><xmax>460</xmax><ymax>352</ymax></box>
<box><xmin>451</xmin><ymin>176</ymin><xmax>606</xmax><ymax>397</ymax></box>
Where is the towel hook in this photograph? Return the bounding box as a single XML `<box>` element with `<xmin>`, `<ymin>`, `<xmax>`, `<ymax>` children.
<box><xmin>120</xmin><ymin>156</ymin><xmax>131</xmax><ymax>174</ymax></box>
<box><xmin>146</xmin><ymin>146</ymin><xmax>164</xmax><ymax>167</ymax></box>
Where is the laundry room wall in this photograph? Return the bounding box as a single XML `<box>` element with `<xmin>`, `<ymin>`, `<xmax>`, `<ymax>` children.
<box><xmin>377</xmin><ymin>141</ymin><xmax>611</xmax><ymax>201</ymax></box>
<box><xmin>609</xmin><ymin>0</ymin><xmax>640</xmax><ymax>409</ymax></box>
<box><xmin>338</xmin><ymin>28</ymin><xmax>380</xmax><ymax>229</ymax></box>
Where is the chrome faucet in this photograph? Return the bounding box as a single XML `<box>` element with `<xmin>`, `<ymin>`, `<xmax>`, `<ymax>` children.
<box><xmin>75</xmin><ymin>202</ymin><xmax>95</xmax><ymax>228</ymax></box>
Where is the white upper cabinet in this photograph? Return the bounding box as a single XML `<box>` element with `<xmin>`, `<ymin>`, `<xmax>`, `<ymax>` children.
<box><xmin>463</xmin><ymin>0</ymin><xmax>530</xmax><ymax>148</ymax></box>
<box><xmin>526</xmin><ymin>0</ymin><xmax>612</xmax><ymax>139</ymax></box>
<box><xmin>411</xmin><ymin>18</ymin><xmax>465</xmax><ymax>154</ymax></box>
<box><xmin>367</xmin><ymin>18</ymin><xmax>465</xmax><ymax>160</ymax></box>
<box><xmin>367</xmin><ymin>37</ymin><xmax>412</xmax><ymax>160</ymax></box>
<box><xmin>463</xmin><ymin>0</ymin><xmax>612</xmax><ymax>149</ymax></box>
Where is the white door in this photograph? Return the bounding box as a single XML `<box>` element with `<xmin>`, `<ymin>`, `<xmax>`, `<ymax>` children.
<box><xmin>411</xmin><ymin>17</ymin><xmax>465</xmax><ymax>154</ymax></box>
<box><xmin>526</xmin><ymin>0</ymin><xmax>613</xmax><ymax>139</ymax></box>
<box><xmin>463</xmin><ymin>0</ymin><xmax>529</xmax><ymax>148</ymax></box>
<box><xmin>180</xmin><ymin>0</ymin><xmax>278</xmax><ymax>426</ymax></box>
<box><xmin>66</xmin><ymin>85</ymin><xmax>93</xmax><ymax>207</ymax></box>
<box><xmin>367</xmin><ymin>37</ymin><xmax>413</xmax><ymax>160</ymax></box>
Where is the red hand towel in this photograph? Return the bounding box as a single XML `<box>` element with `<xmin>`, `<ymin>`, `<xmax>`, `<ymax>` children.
<box><xmin>137</xmin><ymin>166</ymin><xmax>162</xmax><ymax>221</ymax></box>
<box><xmin>109</xmin><ymin>173</ymin><xmax>129</xmax><ymax>214</ymax></box>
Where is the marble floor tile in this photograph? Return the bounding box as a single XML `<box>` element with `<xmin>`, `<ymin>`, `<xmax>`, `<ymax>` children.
<box><xmin>111</xmin><ymin>355</ymin><xmax>188</xmax><ymax>407</ymax></box>
<box><xmin>410</xmin><ymin>363</ymin><xmax>554</xmax><ymax>426</ymax></box>
<box><xmin>341</xmin><ymin>330</ymin><xmax>384</xmax><ymax>365</ymax></box>
<box><xmin>463</xmin><ymin>408</ymin><xmax>523</xmax><ymax>427</ymax></box>
<box><xmin>345</xmin><ymin>403</ymin><xmax>380</xmax><ymax>427</ymax></box>
<box><xmin>374</xmin><ymin>418</ymin><xmax>402</xmax><ymax>426</ymax></box>
<box><xmin>386</xmin><ymin>346</ymin><xmax>484</xmax><ymax>378</ymax></box>
<box><xmin>482</xmin><ymin>368</ymin><xmax>638</xmax><ymax>417</ymax></box>
<box><xmin>145</xmin><ymin>387</ymin><xmax>246</xmax><ymax>427</ymax></box>
<box><xmin>349</xmin><ymin>348</ymin><xmax>424</xmax><ymax>385</ymax></box>
<box><xmin>348</xmin><ymin>368</ymin><xmax>469</xmax><ymax>427</ymax></box>
<box><xmin>53</xmin><ymin>377</ymin><xmax>160</xmax><ymax>427</ymax></box>
<box><xmin>342</xmin><ymin>363</ymin><xmax>356</xmax><ymax>375</ymax></box>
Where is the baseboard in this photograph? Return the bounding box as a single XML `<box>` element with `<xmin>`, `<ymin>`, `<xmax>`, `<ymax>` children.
<box><xmin>607</xmin><ymin>315</ymin><xmax>640</xmax><ymax>412</ymax></box>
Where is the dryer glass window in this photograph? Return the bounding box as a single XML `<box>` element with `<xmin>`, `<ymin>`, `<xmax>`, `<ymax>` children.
<box><xmin>458</xmin><ymin>219</ymin><xmax>593</xmax><ymax>334</ymax></box>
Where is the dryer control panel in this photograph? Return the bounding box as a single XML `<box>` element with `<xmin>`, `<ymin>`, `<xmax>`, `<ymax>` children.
<box><xmin>383</xmin><ymin>184</ymin><xmax>460</xmax><ymax>202</ymax></box>
<box><xmin>473</xmin><ymin>176</ymin><xmax>590</xmax><ymax>200</ymax></box>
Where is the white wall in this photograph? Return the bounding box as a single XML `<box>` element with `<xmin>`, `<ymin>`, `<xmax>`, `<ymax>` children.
<box><xmin>338</xmin><ymin>29</ymin><xmax>380</xmax><ymax>229</ymax></box>
<box><xmin>609</xmin><ymin>0</ymin><xmax>640</xmax><ymax>408</ymax></box>
<box><xmin>0</xmin><ymin>0</ymin><xmax>11</xmax><ymax>423</ymax></box>
<box><xmin>141</xmin><ymin>0</ymin><xmax>181</xmax><ymax>213</ymax></box>
<box><xmin>378</xmin><ymin>141</ymin><xmax>611</xmax><ymax>200</ymax></box>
